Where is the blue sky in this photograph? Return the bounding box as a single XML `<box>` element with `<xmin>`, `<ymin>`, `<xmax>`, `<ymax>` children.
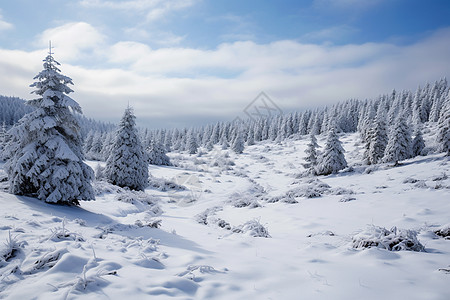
<box><xmin>0</xmin><ymin>0</ymin><xmax>450</xmax><ymax>128</ymax></box>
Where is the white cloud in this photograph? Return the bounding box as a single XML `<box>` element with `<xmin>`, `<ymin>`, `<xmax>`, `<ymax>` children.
<box><xmin>36</xmin><ymin>22</ymin><xmax>106</xmax><ymax>62</ymax></box>
<box><xmin>0</xmin><ymin>13</ymin><xmax>13</xmax><ymax>31</ymax></box>
<box><xmin>1</xmin><ymin>23</ymin><xmax>450</xmax><ymax>128</ymax></box>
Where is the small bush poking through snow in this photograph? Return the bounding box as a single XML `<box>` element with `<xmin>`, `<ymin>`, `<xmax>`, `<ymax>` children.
<box><xmin>1</xmin><ymin>231</ymin><xmax>21</xmax><ymax>262</ymax></box>
<box><xmin>352</xmin><ymin>225</ymin><xmax>425</xmax><ymax>252</ymax></box>
<box><xmin>233</xmin><ymin>219</ymin><xmax>271</xmax><ymax>238</ymax></box>
<box><xmin>229</xmin><ymin>192</ymin><xmax>262</xmax><ymax>208</ymax></box>
<box><xmin>115</xmin><ymin>190</ymin><xmax>162</xmax><ymax>216</ymax></box>
<box><xmin>148</xmin><ymin>174</ymin><xmax>187</xmax><ymax>192</ymax></box>
<box><xmin>49</xmin><ymin>218</ymin><xmax>84</xmax><ymax>242</ymax></box>
<box><xmin>195</xmin><ymin>207</ymin><xmax>231</xmax><ymax>230</ymax></box>
<box><xmin>434</xmin><ymin>224</ymin><xmax>450</xmax><ymax>239</ymax></box>
<box><xmin>93</xmin><ymin>180</ymin><xmax>123</xmax><ymax>196</ymax></box>
<box><xmin>339</xmin><ymin>195</ymin><xmax>356</xmax><ymax>202</ymax></box>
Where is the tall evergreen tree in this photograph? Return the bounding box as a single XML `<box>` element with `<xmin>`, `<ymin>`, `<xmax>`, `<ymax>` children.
<box><xmin>436</xmin><ymin>92</ymin><xmax>450</xmax><ymax>155</ymax></box>
<box><xmin>147</xmin><ymin>139</ymin><xmax>171</xmax><ymax>166</ymax></box>
<box><xmin>246</xmin><ymin>124</ymin><xmax>255</xmax><ymax>146</ymax></box>
<box><xmin>187</xmin><ymin>128</ymin><xmax>198</xmax><ymax>154</ymax></box>
<box><xmin>303</xmin><ymin>133</ymin><xmax>319</xmax><ymax>174</ymax></box>
<box><xmin>383</xmin><ymin>114</ymin><xmax>412</xmax><ymax>165</ymax></box>
<box><xmin>364</xmin><ymin>109</ymin><xmax>388</xmax><ymax>165</ymax></box>
<box><xmin>0</xmin><ymin>122</ymin><xmax>7</xmax><ymax>158</ymax></box>
<box><xmin>412</xmin><ymin>127</ymin><xmax>425</xmax><ymax>157</ymax></box>
<box><xmin>4</xmin><ymin>48</ymin><xmax>95</xmax><ymax>204</ymax></box>
<box><xmin>316</xmin><ymin>128</ymin><xmax>347</xmax><ymax>175</ymax></box>
<box><xmin>231</xmin><ymin>129</ymin><xmax>245</xmax><ymax>154</ymax></box>
<box><xmin>105</xmin><ymin>107</ymin><xmax>148</xmax><ymax>191</ymax></box>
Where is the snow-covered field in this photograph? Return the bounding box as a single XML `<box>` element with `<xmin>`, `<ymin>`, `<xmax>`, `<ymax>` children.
<box><xmin>1</xmin><ymin>132</ymin><xmax>449</xmax><ymax>300</ymax></box>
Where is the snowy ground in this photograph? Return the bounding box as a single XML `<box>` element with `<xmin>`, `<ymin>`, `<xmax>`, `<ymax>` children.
<box><xmin>1</xmin><ymin>132</ymin><xmax>449</xmax><ymax>300</ymax></box>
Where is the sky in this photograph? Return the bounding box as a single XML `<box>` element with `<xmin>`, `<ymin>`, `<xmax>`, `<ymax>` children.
<box><xmin>0</xmin><ymin>0</ymin><xmax>450</xmax><ymax>129</ymax></box>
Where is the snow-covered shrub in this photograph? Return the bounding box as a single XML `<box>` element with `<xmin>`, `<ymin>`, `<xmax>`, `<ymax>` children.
<box><xmin>229</xmin><ymin>192</ymin><xmax>262</xmax><ymax>208</ymax></box>
<box><xmin>352</xmin><ymin>225</ymin><xmax>425</xmax><ymax>252</ymax></box>
<box><xmin>210</xmin><ymin>153</ymin><xmax>235</xmax><ymax>169</ymax></box>
<box><xmin>403</xmin><ymin>177</ymin><xmax>420</xmax><ymax>184</ymax></box>
<box><xmin>435</xmin><ymin>224</ymin><xmax>450</xmax><ymax>239</ymax></box>
<box><xmin>233</xmin><ymin>219</ymin><xmax>271</xmax><ymax>238</ymax></box>
<box><xmin>49</xmin><ymin>218</ymin><xmax>84</xmax><ymax>242</ymax></box>
<box><xmin>281</xmin><ymin>194</ymin><xmax>298</xmax><ymax>204</ymax></box>
<box><xmin>363</xmin><ymin>165</ymin><xmax>379</xmax><ymax>174</ymax></box>
<box><xmin>148</xmin><ymin>174</ymin><xmax>186</xmax><ymax>192</ymax></box>
<box><xmin>177</xmin><ymin>265</ymin><xmax>224</xmax><ymax>282</ymax></box>
<box><xmin>431</xmin><ymin>173</ymin><xmax>448</xmax><ymax>181</ymax></box>
<box><xmin>93</xmin><ymin>180</ymin><xmax>124</xmax><ymax>196</ymax></box>
<box><xmin>329</xmin><ymin>187</ymin><xmax>355</xmax><ymax>195</ymax></box>
<box><xmin>216</xmin><ymin>219</ymin><xmax>232</xmax><ymax>230</ymax></box>
<box><xmin>414</xmin><ymin>181</ymin><xmax>428</xmax><ymax>189</ymax></box>
<box><xmin>339</xmin><ymin>195</ymin><xmax>356</xmax><ymax>202</ymax></box>
<box><xmin>115</xmin><ymin>190</ymin><xmax>162</xmax><ymax>216</ymax></box>
<box><xmin>195</xmin><ymin>207</ymin><xmax>222</xmax><ymax>225</ymax></box>
<box><xmin>22</xmin><ymin>248</ymin><xmax>65</xmax><ymax>275</ymax></box>
<box><xmin>286</xmin><ymin>178</ymin><xmax>331</xmax><ymax>199</ymax></box>
<box><xmin>135</xmin><ymin>219</ymin><xmax>162</xmax><ymax>228</ymax></box>
<box><xmin>1</xmin><ymin>231</ymin><xmax>21</xmax><ymax>262</ymax></box>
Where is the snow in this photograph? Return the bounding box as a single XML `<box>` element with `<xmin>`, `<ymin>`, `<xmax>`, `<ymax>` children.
<box><xmin>1</xmin><ymin>132</ymin><xmax>450</xmax><ymax>299</ymax></box>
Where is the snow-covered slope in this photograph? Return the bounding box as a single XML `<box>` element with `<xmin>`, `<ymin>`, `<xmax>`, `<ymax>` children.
<box><xmin>1</xmin><ymin>132</ymin><xmax>449</xmax><ymax>300</ymax></box>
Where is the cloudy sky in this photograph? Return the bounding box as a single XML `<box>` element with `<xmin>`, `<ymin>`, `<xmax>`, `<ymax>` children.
<box><xmin>0</xmin><ymin>0</ymin><xmax>449</xmax><ymax>128</ymax></box>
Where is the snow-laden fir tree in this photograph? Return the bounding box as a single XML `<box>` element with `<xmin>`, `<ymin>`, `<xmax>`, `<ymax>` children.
<box><xmin>246</xmin><ymin>124</ymin><xmax>255</xmax><ymax>146</ymax></box>
<box><xmin>436</xmin><ymin>91</ymin><xmax>450</xmax><ymax>155</ymax></box>
<box><xmin>364</xmin><ymin>109</ymin><xmax>388</xmax><ymax>165</ymax></box>
<box><xmin>231</xmin><ymin>129</ymin><xmax>245</xmax><ymax>154</ymax></box>
<box><xmin>105</xmin><ymin>107</ymin><xmax>148</xmax><ymax>191</ymax></box>
<box><xmin>383</xmin><ymin>114</ymin><xmax>412</xmax><ymax>165</ymax></box>
<box><xmin>0</xmin><ymin>122</ymin><xmax>7</xmax><ymax>158</ymax></box>
<box><xmin>316</xmin><ymin>127</ymin><xmax>347</xmax><ymax>175</ymax></box>
<box><xmin>86</xmin><ymin>131</ymin><xmax>104</xmax><ymax>161</ymax></box>
<box><xmin>303</xmin><ymin>133</ymin><xmax>319</xmax><ymax>174</ymax></box>
<box><xmin>4</xmin><ymin>48</ymin><xmax>95</xmax><ymax>204</ymax></box>
<box><xmin>147</xmin><ymin>139</ymin><xmax>171</xmax><ymax>166</ymax></box>
<box><xmin>220</xmin><ymin>134</ymin><xmax>229</xmax><ymax>150</ymax></box>
<box><xmin>412</xmin><ymin>127</ymin><xmax>425</xmax><ymax>157</ymax></box>
<box><xmin>187</xmin><ymin>129</ymin><xmax>198</xmax><ymax>154</ymax></box>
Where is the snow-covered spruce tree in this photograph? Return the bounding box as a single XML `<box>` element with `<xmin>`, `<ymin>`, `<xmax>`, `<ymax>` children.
<box><xmin>364</xmin><ymin>109</ymin><xmax>388</xmax><ymax>165</ymax></box>
<box><xmin>147</xmin><ymin>139</ymin><xmax>171</xmax><ymax>166</ymax></box>
<box><xmin>0</xmin><ymin>122</ymin><xmax>7</xmax><ymax>159</ymax></box>
<box><xmin>105</xmin><ymin>107</ymin><xmax>148</xmax><ymax>191</ymax></box>
<box><xmin>436</xmin><ymin>92</ymin><xmax>450</xmax><ymax>155</ymax></box>
<box><xmin>4</xmin><ymin>50</ymin><xmax>95</xmax><ymax>204</ymax></box>
<box><xmin>412</xmin><ymin>127</ymin><xmax>425</xmax><ymax>157</ymax></box>
<box><xmin>382</xmin><ymin>114</ymin><xmax>412</xmax><ymax>165</ymax></box>
<box><xmin>246</xmin><ymin>124</ymin><xmax>255</xmax><ymax>146</ymax></box>
<box><xmin>316</xmin><ymin>128</ymin><xmax>347</xmax><ymax>175</ymax></box>
<box><xmin>187</xmin><ymin>129</ymin><xmax>198</xmax><ymax>154</ymax></box>
<box><xmin>231</xmin><ymin>129</ymin><xmax>245</xmax><ymax>154</ymax></box>
<box><xmin>303</xmin><ymin>133</ymin><xmax>319</xmax><ymax>174</ymax></box>
<box><xmin>220</xmin><ymin>134</ymin><xmax>229</xmax><ymax>150</ymax></box>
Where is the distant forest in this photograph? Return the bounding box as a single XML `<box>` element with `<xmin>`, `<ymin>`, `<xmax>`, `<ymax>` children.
<box><xmin>1</xmin><ymin>78</ymin><xmax>449</xmax><ymax>163</ymax></box>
